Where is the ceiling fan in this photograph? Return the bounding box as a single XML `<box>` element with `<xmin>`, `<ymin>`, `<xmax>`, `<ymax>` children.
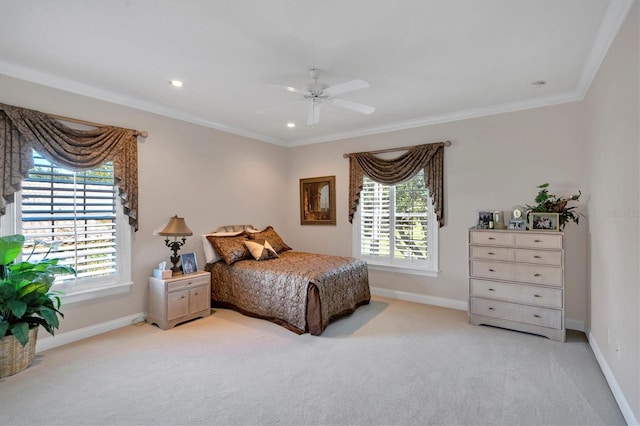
<box><xmin>275</xmin><ymin>68</ymin><xmax>375</xmax><ymax>125</ymax></box>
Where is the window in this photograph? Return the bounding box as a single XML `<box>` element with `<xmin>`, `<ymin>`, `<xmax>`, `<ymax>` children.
<box><xmin>354</xmin><ymin>170</ymin><xmax>438</xmax><ymax>275</ymax></box>
<box><xmin>7</xmin><ymin>150</ymin><xmax>132</xmax><ymax>302</ymax></box>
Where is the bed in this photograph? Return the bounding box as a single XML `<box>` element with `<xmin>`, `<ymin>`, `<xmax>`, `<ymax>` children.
<box><xmin>202</xmin><ymin>225</ymin><xmax>370</xmax><ymax>335</ymax></box>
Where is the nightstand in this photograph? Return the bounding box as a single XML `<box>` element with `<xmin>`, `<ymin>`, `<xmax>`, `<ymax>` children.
<box><xmin>147</xmin><ymin>270</ymin><xmax>211</xmax><ymax>330</ymax></box>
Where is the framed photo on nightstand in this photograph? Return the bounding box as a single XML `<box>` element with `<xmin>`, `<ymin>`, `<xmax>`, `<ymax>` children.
<box><xmin>180</xmin><ymin>252</ymin><xmax>197</xmax><ymax>274</ymax></box>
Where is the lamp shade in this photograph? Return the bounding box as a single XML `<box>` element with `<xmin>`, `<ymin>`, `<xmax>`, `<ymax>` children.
<box><xmin>154</xmin><ymin>215</ymin><xmax>193</xmax><ymax>237</ymax></box>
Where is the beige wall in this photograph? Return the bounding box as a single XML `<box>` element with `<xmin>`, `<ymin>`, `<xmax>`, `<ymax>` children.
<box><xmin>583</xmin><ymin>2</ymin><xmax>639</xmax><ymax>420</ymax></box>
<box><xmin>285</xmin><ymin>104</ymin><xmax>589</xmax><ymax>324</ymax></box>
<box><xmin>0</xmin><ymin>74</ymin><xmax>289</xmax><ymax>334</ymax></box>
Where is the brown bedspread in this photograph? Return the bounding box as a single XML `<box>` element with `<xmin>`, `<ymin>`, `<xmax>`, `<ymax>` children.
<box><xmin>206</xmin><ymin>251</ymin><xmax>370</xmax><ymax>335</ymax></box>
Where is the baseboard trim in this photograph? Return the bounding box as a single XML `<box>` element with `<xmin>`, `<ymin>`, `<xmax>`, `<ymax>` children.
<box><xmin>371</xmin><ymin>287</ymin><xmax>587</xmax><ymax>332</ymax></box>
<box><xmin>370</xmin><ymin>287</ymin><xmax>468</xmax><ymax>311</ymax></box>
<box><xmin>588</xmin><ymin>331</ymin><xmax>638</xmax><ymax>425</ymax></box>
<box><xmin>36</xmin><ymin>312</ymin><xmax>146</xmax><ymax>353</ymax></box>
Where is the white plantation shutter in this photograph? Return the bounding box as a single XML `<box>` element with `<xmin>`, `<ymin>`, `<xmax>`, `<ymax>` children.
<box><xmin>356</xmin><ymin>170</ymin><xmax>438</xmax><ymax>273</ymax></box>
<box><xmin>20</xmin><ymin>150</ymin><xmax>117</xmax><ymax>283</ymax></box>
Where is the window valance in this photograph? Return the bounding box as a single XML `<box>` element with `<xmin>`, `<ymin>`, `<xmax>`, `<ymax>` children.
<box><xmin>345</xmin><ymin>142</ymin><xmax>447</xmax><ymax>227</ymax></box>
<box><xmin>0</xmin><ymin>102</ymin><xmax>142</xmax><ymax>231</ymax></box>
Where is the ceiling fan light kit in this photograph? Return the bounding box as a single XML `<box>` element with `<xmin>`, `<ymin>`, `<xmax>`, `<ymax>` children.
<box><xmin>277</xmin><ymin>68</ymin><xmax>375</xmax><ymax>126</ymax></box>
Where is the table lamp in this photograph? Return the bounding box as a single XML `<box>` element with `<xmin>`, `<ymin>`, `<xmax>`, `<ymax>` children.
<box><xmin>154</xmin><ymin>215</ymin><xmax>193</xmax><ymax>274</ymax></box>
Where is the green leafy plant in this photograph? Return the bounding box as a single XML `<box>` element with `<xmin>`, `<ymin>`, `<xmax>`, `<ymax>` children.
<box><xmin>526</xmin><ymin>183</ymin><xmax>583</xmax><ymax>230</ymax></box>
<box><xmin>0</xmin><ymin>235</ymin><xmax>75</xmax><ymax>346</ymax></box>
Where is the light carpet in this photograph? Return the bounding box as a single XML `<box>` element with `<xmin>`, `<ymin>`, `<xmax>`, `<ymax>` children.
<box><xmin>0</xmin><ymin>296</ymin><xmax>625</xmax><ymax>425</ymax></box>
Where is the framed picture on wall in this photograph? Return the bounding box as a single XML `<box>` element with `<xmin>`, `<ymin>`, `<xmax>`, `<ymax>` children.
<box><xmin>300</xmin><ymin>176</ymin><xmax>336</xmax><ymax>225</ymax></box>
<box><xmin>529</xmin><ymin>212</ymin><xmax>560</xmax><ymax>232</ymax></box>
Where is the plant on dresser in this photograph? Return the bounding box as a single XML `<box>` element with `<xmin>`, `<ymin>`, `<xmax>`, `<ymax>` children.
<box><xmin>468</xmin><ymin>228</ymin><xmax>565</xmax><ymax>341</ymax></box>
<box><xmin>525</xmin><ymin>183</ymin><xmax>582</xmax><ymax>231</ymax></box>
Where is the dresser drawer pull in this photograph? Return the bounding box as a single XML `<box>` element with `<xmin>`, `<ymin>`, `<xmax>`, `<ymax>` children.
<box><xmin>534</xmin><ymin>273</ymin><xmax>542</xmax><ymax>277</ymax></box>
<box><xmin>533</xmin><ymin>314</ymin><xmax>541</xmax><ymax>318</ymax></box>
<box><xmin>533</xmin><ymin>255</ymin><xmax>542</xmax><ymax>259</ymax></box>
<box><xmin>488</xmin><ymin>252</ymin><xmax>495</xmax><ymax>255</ymax></box>
<box><xmin>488</xmin><ymin>237</ymin><xmax>495</xmax><ymax>240</ymax></box>
<box><xmin>488</xmin><ymin>269</ymin><xmax>496</xmax><ymax>272</ymax></box>
<box><xmin>488</xmin><ymin>307</ymin><xmax>495</xmax><ymax>310</ymax></box>
<box><xmin>180</xmin><ymin>295</ymin><xmax>186</xmax><ymax>299</ymax></box>
<box><xmin>488</xmin><ymin>288</ymin><xmax>495</xmax><ymax>291</ymax></box>
<box><xmin>534</xmin><ymin>294</ymin><xmax>541</xmax><ymax>298</ymax></box>
<box><xmin>534</xmin><ymin>239</ymin><xmax>542</xmax><ymax>243</ymax></box>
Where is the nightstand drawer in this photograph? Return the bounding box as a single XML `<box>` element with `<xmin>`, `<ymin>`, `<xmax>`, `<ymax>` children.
<box><xmin>470</xmin><ymin>297</ymin><xmax>562</xmax><ymax>329</ymax></box>
<box><xmin>167</xmin><ymin>274</ymin><xmax>209</xmax><ymax>291</ymax></box>
<box><xmin>470</xmin><ymin>279</ymin><xmax>562</xmax><ymax>309</ymax></box>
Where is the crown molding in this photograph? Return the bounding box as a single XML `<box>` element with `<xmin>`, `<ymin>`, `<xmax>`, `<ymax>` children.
<box><xmin>0</xmin><ymin>0</ymin><xmax>632</xmax><ymax>149</ymax></box>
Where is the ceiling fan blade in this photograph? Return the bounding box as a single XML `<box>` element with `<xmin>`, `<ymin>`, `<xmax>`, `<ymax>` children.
<box><xmin>307</xmin><ymin>101</ymin><xmax>321</xmax><ymax>125</ymax></box>
<box><xmin>330</xmin><ymin>98</ymin><xmax>375</xmax><ymax>114</ymax></box>
<box><xmin>324</xmin><ymin>79</ymin><xmax>369</xmax><ymax>97</ymax></box>
<box><xmin>270</xmin><ymin>84</ymin><xmax>311</xmax><ymax>96</ymax></box>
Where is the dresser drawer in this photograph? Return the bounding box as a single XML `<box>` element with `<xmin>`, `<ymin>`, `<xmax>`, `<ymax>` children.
<box><xmin>167</xmin><ymin>274</ymin><xmax>209</xmax><ymax>291</ymax></box>
<box><xmin>470</xmin><ymin>260</ymin><xmax>516</xmax><ymax>281</ymax></box>
<box><xmin>469</xmin><ymin>230</ymin><xmax>513</xmax><ymax>246</ymax></box>
<box><xmin>470</xmin><ymin>279</ymin><xmax>562</xmax><ymax>309</ymax></box>
<box><xmin>470</xmin><ymin>260</ymin><xmax>563</xmax><ymax>287</ymax></box>
<box><xmin>514</xmin><ymin>233</ymin><xmax>563</xmax><ymax>249</ymax></box>
<box><xmin>514</xmin><ymin>249</ymin><xmax>562</xmax><ymax>266</ymax></box>
<box><xmin>470</xmin><ymin>297</ymin><xmax>562</xmax><ymax>329</ymax></box>
<box><xmin>470</xmin><ymin>246</ymin><xmax>513</xmax><ymax>261</ymax></box>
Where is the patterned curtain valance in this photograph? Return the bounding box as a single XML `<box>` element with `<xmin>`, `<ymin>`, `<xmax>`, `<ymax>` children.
<box><xmin>346</xmin><ymin>142</ymin><xmax>447</xmax><ymax>227</ymax></box>
<box><xmin>0</xmin><ymin>102</ymin><xmax>141</xmax><ymax>231</ymax></box>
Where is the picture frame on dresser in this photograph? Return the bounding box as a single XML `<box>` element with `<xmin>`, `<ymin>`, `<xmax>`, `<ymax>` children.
<box><xmin>529</xmin><ymin>212</ymin><xmax>560</xmax><ymax>231</ymax></box>
<box><xmin>477</xmin><ymin>211</ymin><xmax>493</xmax><ymax>229</ymax></box>
<box><xmin>509</xmin><ymin>219</ymin><xmax>526</xmax><ymax>230</ymax></box>
<box><xmin>180</xmin><ymin>252</ymin><xmax>197</xmax><ymax>274</ymax></box>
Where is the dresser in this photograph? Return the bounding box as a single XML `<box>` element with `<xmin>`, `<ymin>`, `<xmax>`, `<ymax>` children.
<box><xmin>147</xmin><ymin>271</ymin><xmax>211</xmax><ymax>330</ymax></box>
<box><xmin>468</xmin><ymin>228</ymin><xmax>565</xmax><ymax>341</ymax></box>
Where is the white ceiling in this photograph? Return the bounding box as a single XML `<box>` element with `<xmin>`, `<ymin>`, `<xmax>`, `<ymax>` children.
<box><xmin>0</xmin><ymin>0</ymin><xmax>633</xmax><ymax>147</ymax></box>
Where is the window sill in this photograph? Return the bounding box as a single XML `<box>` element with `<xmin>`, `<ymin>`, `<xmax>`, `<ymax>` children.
<box><xmin>56</xmin><ymin>281</ymin><xmax>133</xmax><ymax>305</ymax></box>
<box><xmin>366</xmin><ymin>263</ymin><xmax>440</xmax><ymax>277</ymax></box>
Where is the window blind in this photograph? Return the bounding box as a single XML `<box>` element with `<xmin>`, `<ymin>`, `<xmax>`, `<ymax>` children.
<box><xmin>20</xmin><ymin>151</ymin><xmax>117</xmax><ymax>282</ymax></box>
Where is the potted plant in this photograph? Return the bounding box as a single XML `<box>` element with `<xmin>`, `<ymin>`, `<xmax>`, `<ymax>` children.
<box><xmin>0</xmin><ymin>234</ymin><xmax>75</xmax><ymax>377</ymax></box>
<box><xmin>526</xmin><ymin>183</ymin><xmax>583</xmax><ymax>231</ymax></box>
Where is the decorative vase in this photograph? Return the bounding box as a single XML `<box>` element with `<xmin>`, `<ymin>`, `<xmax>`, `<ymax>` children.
<box><xmin>0</xmin><ymin>328</ymin><xmax>38</xmax><ymax>378</ymax></box>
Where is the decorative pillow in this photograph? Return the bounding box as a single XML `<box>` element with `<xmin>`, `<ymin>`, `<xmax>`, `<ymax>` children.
<box><xmin>201</xmin><ymin>230</ymin><xmax>244</xmax><ymax>264</ymax></box>
<box><xmin>246</xmin><ymin>226</ymin><xmax>292</xmax><ymax>253</ymax></box>
<box><xmin>243</xmin><ymin>239</ymin><xmax>279</xmax><ymax>261</ymax></box>
<box><xmin>206</xmin><ymin>234</ymin><xmax>252</xmax><ymax>265</ymax></box>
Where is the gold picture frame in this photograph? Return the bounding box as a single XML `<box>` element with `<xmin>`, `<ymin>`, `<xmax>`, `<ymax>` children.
<box><xmin>529</xmin><ymin>212</ymin><xmax>560</xmax><ymax>232</ymax></box>
<box><xmin>300</xmin><ymin>176</ymin><xmax>336</xmax><ymax>225</ymax></box>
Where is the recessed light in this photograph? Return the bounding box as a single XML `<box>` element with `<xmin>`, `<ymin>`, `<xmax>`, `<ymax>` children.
<box><xmin>287</xmin><ymin>122</ymin><xmax>296</xmax><ymax>128</ymax></box>
<box><xmin>169</xmin><ymin>80</ymin><xmax>184</xmax><ymax>88</ymax></box>
<box><xmin>532</xmin><ymin>80</ymin><xmax>546</xmax><ymax>86</ymax></box>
